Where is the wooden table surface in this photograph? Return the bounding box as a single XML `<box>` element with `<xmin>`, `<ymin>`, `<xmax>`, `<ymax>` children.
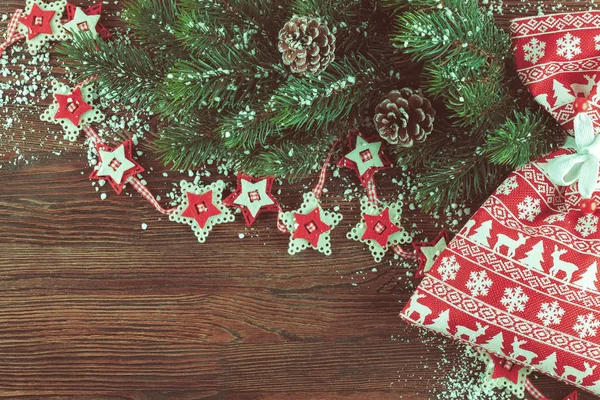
<box><xmin>0</xmin><ymin>0</ymin><xmax>597</xmax><ymax>399</ymax></box>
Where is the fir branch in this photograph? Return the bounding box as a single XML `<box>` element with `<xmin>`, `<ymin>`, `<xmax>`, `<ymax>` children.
<box><xmin>237</xmin><ymin>135</ymin><xmax>336</xmax><ymax>181</ymax></box>
<box><xmin>219</xmin><ymin>107</ymin><xmax>281</xmax><ymax>149</ymax></box>
<box><xmin>415</xmin><ymin>151</ymin><xmax>507</xmax><ymax>212</ymax></box>
<box><xmin>123</xmin><ymin>0</ymin><xmax>181</xmax><ymax>51</ymax></box>
<box><xmin>154</xmin><ymin>119</ymin><xmax>226</xmax><ymax>170</ymax></box>
<box><xmin>393</xmin><ymin>0</ymin><xmax>510</xmax><ymax>67</ymax></box>
<box><xmin>159</xmin><ymin>45</ymin><xmax>284</xmax><ymax>118</ymax></box>
<box><xmin>485</xmin><ymin>109</ymin><xmax>565</xmax><ymax>168</ymax></box>
<box><xmin>58</xmin><ymin>33</ymin><xmax>165</xmax><ymax>109</ymax></box>
<box><xmin>270</xmin><ymin>55</ymin><xmax>377</xmax><ymax>132</ymax></box>
<box><xmin>445</xmin><ymin>82</ymin><xmax>509</xmax><ymax>128</ymax></box>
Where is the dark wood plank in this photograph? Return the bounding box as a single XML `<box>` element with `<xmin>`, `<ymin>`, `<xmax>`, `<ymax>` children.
<box><xmin>0</xmin><ymin>0</ymin><xmax>598</xmax><ymax>399</ymax></box>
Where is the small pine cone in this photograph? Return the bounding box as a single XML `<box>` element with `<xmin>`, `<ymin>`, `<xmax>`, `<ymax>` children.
<box><xmin>373</xmin><ymin>88</ymin><xmax>436</xmax><ymax>147</ymax></box>
<box><xmin>277</xmin><ymin>16</ymin><xmax>336</xmax><ymax>75</ymax></box>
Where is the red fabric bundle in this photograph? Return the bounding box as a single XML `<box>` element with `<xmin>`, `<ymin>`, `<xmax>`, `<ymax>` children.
<box><xmin>402</xmin><ymin>11</ymin><xmax>600</xmax><ymax>396</ymax></box>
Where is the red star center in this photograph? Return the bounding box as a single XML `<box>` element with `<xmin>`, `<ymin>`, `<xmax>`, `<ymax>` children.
<box><xmin>362</xmin><ymin>208</ymin><xmax>401</xmax><ymax>248</ymax></box>
<box><xmin>292</xmin><ymin>208</ymin><xmax>331</xmax><ymax>248</ymax></box>
<box><xmin>181</xmin><ymin>191</ymin><xmax>221</xmax><ymax>229</ymax></box>
<box><xmin>54</xmin><ymin>87</ymin><xmax>93</xmax><ymax>127</ymax></box>
<box><xmin>489</xmin><ymin>354</ymin><xmax>525</xmax><ymax>385</ymax></box>
<box><xmin>19</xmin><ymin>3</ymin><xmax>55</xmax><ymax>40</ymax></box>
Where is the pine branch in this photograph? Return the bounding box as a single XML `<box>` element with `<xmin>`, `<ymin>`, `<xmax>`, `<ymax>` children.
<box><xmin>123</xmin><ymin>0</ymin><xmax>181</xmax><ymax>51</ymax></box>
<box><xmin>415</xmin><ymin>151</ymin><xmax>508</xmax><ymax>212</ymax></box>
<box><xmin>270</xmin><ymin>54</ymin><xmax>377</xmax><ymax>132</ymax></box>
<box><xmin>485</xmin><ymin>109</ymin><xmax>566</xmax><ymax>168</ymax></box>
<box><xmin>58</xmin><ymin>33</ymin><xmax>165</xmax><ymax>109</ymax></box>
<box><xmin>219</xmin><ymin>107</ymin><xmax>282</xmax><ymax>149</ymax></box>
<box><xmin>159</xmin><ymin>44</ymin><xmax>284</xmax><ymax>119</ymax></box>
<box><xmin>392</xmin><ymin>0</ymin><xmax>510</xmax><ymax>67</ymax></box>
<box><xmin>236</xmin><ymin>134</ymin><xmax>336</xmax><ymax>180</ymax></box>
<box><xmin>154</xmin><ymin>117</ymin><xmax>226</xmax><ymax>170</ymax></box>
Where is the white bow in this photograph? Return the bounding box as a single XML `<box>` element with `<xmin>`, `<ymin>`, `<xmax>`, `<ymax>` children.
<box><xmin>548</xmin><ymin>113</ymin><xmax>600</xmax><ymax>198</ymax></box>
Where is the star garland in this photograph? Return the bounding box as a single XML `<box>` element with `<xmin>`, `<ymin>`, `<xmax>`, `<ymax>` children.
<box><xmin>279</xmin><ymin>192</ymin><xmax>342</xmax><ymax>256</ymax></box>
<box><xmin>337</xmin><ymin>129</ymin><xmax>391</xmax><ymax>187</ymax></box>
<box><xmin>478</xmin><ymin>349</ymin><xmax>531</xmax><ymax>399</ymax></box>
<box><xmin>347</xmin><ymin>196</ymin><xmax>411</xmax><ymax>262</ymax></box>
<box><xmin>63</xmin><ymin>3</ymin><xmax>110</xmax><ymax>39</ymax></box>
<box><xmin>89</xmin><ymin>139</ymin><xmax>144</xmax><ymax>194</ymax></box>
<box><xmin>413</xmin><ymin>229</ymin><xmax>449</xmax><ymax>278</ymax></box>
<box><xmin>17</xmin><ymin>0</ymin><xmax>68</xmax><ymax>54</ymax></box>
<box><xmin>169</xmin><ymin>180</ymin><xmax>235</xmax><ymax>243</ymax></box>
<box><xmin>40</xmin><ymin>80</ymin><xmax>104</xmax><ymax>141</ymax></box>
<box><xmin>223</xmin><ymin>172</ymin><xmax>279</xmax><ymax>226</ymax></box>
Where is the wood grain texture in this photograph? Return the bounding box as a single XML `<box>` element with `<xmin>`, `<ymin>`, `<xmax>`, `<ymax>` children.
<box><xmin>0</xmin><ymin>1</ymin><xmax>597</xmax><ymax>399</ymax></box>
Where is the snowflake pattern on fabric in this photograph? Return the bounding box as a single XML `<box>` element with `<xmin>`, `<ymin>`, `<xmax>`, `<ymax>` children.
<box><xmin>496</xmin><ymin>176</ymin><xmax>519</xmax><ymax>196</ymax></box>
<box><xmin>537</xmin><ymin>301</ymin><xmax>565</xmax><ymax>327</ymax></box>
<box><xmin>573</xmin><ymin>313</ymin><xmax>600</xmax><ymax>339</ymax></box>
<box><xmin>438</xmin><ymin>255</ymin><xmax>460</xmax><ymax>281</ymax></box>
<box><xmin>556</xmin><ymin>33</ymin><xmax>582</xmax><ymax>60</ymax></box>
<box><xmin>523</xmin><ymin>38</ymin><xmax>546</xmax><ymax>63</ymax></box>
<box><xmin>595</xmin><ymin>34</ymin><xmax>600</xmax><ymax>51</ymax></box>
<box><xmin>500</xmin><ymin>287</ymin><xmax>529</xmax><ymax>313</ymax></box>
<box><xmin>465</xmin><ymin>270</ymin><xmax>493</xmax><ymax>297</ymax></box>
<box><xmin>545</xmin><ymin>213</ymin><xmax>566</xmax><ymax>224</ymax></box>
<box><xmin>575</xmin><ymin>214</ymin><xmax>599</xmax><ymax>238</ymax></box>
<box><xmin>517</xmin><ymin>196</ymin><xmax>541</xmax><ymax>222</ymax></box>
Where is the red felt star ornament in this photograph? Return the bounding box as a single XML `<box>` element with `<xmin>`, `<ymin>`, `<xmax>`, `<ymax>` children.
<box><xmin>337</xmin><ymin>129</ymin><xmax>392</xmax><ymax>187</ymax></box>
<box><xmin>181</xmin><ymin>190</ymin><xmax>222</xmax><ymax>229</ymax></box>
<box><xmin>19</xmin><ymin>3</ymin><xmax>55</xmax><ymax>40</ymax></box>
<box><xmin>89</xmin><ymin>139</ymin><xmax>144</xmax><ymax>194</ymax></box>
<box><xmin>54</xmin><ymin>87</ymin><xmax>93</xmax><ymax>127</ymax></box>
<box><xmin>223</xmin><ymin>172</ymin><xmax>279</xmax><ymax>226</ymax></box>
<box><xmin>64</xmin><ymin>2</ymin><xmax>111</xmax><ymax>39</ymax></box>
<box><xmin>488</xmin><ymin>354</ymin><xmax>526</xmax><ymax>385</ymax></box>
<box><xmin>362</xmin><ymin>208</ymin><xmax>401</xmax><ymax>248</ymax></box>
<box><xmin>292</xmin><ymin>208</ymin><xmax>331</xmax><ymax>248</ymax></box>
<box><xmin>413</xmin><ymin>229</ymin><xmax>450</xmax><ymax>279</ymax></box>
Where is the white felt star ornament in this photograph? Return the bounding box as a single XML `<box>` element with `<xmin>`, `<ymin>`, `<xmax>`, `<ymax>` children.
<box><xmin>344</xmin><ymin>136</ymin><xmax>384</xmax><ymax>176</ymax></box>
<box><xmin>420</xmin><ymin>237</ymin><xmax>448</xmax><ymax>275</ymax></box>
<box><xmin>96</xmin><ymin>144</ymin><xmax>137</xmax><ymax>184</ymax></box>
<box><xmin>63</xmin><ymin>7</ymin><xmax>101</xmax><ymax>38</ymax></box>
<box><xmin>234</xmin><ymin>178</ymin><xmax>275</xmax><ymax>218</ymax></box>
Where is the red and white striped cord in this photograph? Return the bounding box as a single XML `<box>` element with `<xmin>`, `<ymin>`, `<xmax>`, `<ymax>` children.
<box><xmin>82</xmin><ymin>126</ymin><xmax>176</xmax><ymax>216</ymax></box>
<box><xmin>0</xmin><ymin>9</ymin><xmax>25</xmax><ymax>56</ymax></box>
<box><xmin>524</xmin><ymin>377</ymin><xmax>550</xmax><ymax>400</ymax></box>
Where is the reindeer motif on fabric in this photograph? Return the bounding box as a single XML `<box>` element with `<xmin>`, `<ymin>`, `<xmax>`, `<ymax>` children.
<box><xmin>562</xmin><ymin>362</ymin><xmax>597</xmax><ymax>385</ymax></box>
<box><xmin>549</xmin><ymin>246</ymin><xmax>579</xmax><ymax>283</ymax></box>
<box><xmin>455</xmin><ymin>322</ymin><xmax>488</xmax><ymax>343</ymax></box>
<box><xmin>493</xmin><ymin>233</ymin><xmax>528</xmax><ymax>258</ymax></box>
<box><xmin>404</xmin><ymin>293</ymin><xmax>431</xmax><ymax>325</ymax></box>
<box><xmin>510</xmin><ymin>337</ymin><xmax>537</xmax><ymax>365</ymax></box>
<box><xmin>571</xmin><ymin>74</ymin><xmax>598</xmax><ymax>98</ymax></box>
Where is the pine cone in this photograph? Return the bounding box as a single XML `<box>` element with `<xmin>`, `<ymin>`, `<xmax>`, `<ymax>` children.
<box><xmin>373</xmin><ymin>88</ymin><xmax>436</xmax><ymax>147</ymax></box>
<box><xmin>277</xmin><ymin>17</ymin><xmax>336</xmax><ymax>75</ymax></box>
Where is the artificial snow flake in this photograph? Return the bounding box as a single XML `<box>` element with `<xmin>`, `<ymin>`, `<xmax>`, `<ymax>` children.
<box><xmin>537</xmin><ymin>301</ymin><xmax>565</xmax><ymax>327</ymax></box>
<box><xmin>517</xmin><ymin>196</ymin><xmax>541</xmax><ymax>222</ymax></box>
<box><xmin>465</xmin><ymin>270</ymin><xmax>493</xmax><ymax>297</ymax></box>
<box><xmin>573</xmin><ymin>313</ymin><xmax>600</xmax><ymax>339</ymax></box>
<box><xmin>438</xmin><ymin>255</ymin><xmax>460</xmax><ymax>281</ymax></box>
<box><xmin>545</xmin><ymin>213</ymin><xmax>566</xmax><ymax>224</ymax></box>
<box><xmin>575</xmin><ymin>214</ymin><xmax>599</xmax><ymax>238</ymax></box>
<box><xmin>556</xmin><ymin>33</ymin><xmax>581</xmax><ymax>60</ymax></box>
<box><xmin>595</xmin><ymin>34</ymin><xmax>600</xmax><ymax>51</ymax></box>
<box><xmin>523</xmin><ymin>38</ymin><xmax>546</xmax><ymax>63</ymax></box>
<box><xmin>500</xmin><ymin>286</ymin><xmax>529</xmax><ymax>313</ymax></box>
<box><xmin>496</xmin><ymin>176</ymin><xmax>518</xmax><ymax>196</ymax></box>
